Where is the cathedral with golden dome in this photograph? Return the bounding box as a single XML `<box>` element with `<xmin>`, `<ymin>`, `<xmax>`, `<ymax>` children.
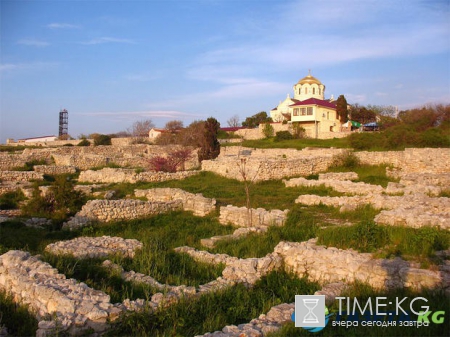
<box><xmin>270</xmin><ymin>71</ymin><xmax>342</xmax><ymax>137</ymax></box>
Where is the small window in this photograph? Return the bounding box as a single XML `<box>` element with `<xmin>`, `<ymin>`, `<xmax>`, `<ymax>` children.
<box><xmin>327</xmin><ymin>111</ymin><xmax>330</xmax><ymax>119</ymax></box>
<box><xmin>307</xmin><ymin>107</ymin><xmax>313</xmax><ymax>115</ymax></box>
<box><xmin>305</xmin><ymin>88</ymin><xmax>308</xmax><ymax>94</ymax></box>
<box><xmin>313</xmin><ymin>88</ymin><xmax>316</xmax><ymax>95</ymax></box>
<box><xmin>293</xmin><ymin>108</ymin><xmax>299</xmax><ymax>116</ymax></box>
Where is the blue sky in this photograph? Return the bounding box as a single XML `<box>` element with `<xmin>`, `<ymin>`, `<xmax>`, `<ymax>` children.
<box><xmin>1</xmin><ymin>0</ymin><xmax>449</xmax><ymax>141</ymax></box>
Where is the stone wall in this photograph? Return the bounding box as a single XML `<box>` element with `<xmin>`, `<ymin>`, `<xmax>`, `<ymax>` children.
<box><xmin>202</xmin><ymin>147</ymin><xmax>450</xmax><ymax>182</ymax></box>
<box><xmin>135</xmin><ymin>188</ymin><xmax>216</xmax><ymax>217</ymax></box>
<box><xmin>33</xmin><ymin>165</ymin><xmax>77</xmax><ymax>175</ymax></box>
<box><xmin>62</xmin><ymin>199</ymin><xmax>183</xmax><ymax>229</ymax></box>
<box><xmin>45</xmin><ymin>236</ymin><xmax>143</xmax><ymax>259</ymax></box>
<box><xmin>202</xmin><ymin>155</ymin><xmax>338</xmax><ymax>182</ymax></box>
<box><xmin>0</xmin><ymin>170</ymin><xmax>43</xmax><ymax>182</ymax></box>
<box><xmin>78</xmin><ymin>168</ymin><xmax>199</xmax><ymax>184</ymax></box>
<box><xmin>175</xmin><ymin>246</ymin><xmax>282</xmax><ymax>285</ymax></box>
<box><xmin>219</xmin><ymin>205</ymin><xmax>288</xmax><ymax>227</ymax></box>
<box><xmin>285</xmin><ymin>176</ymin><xmax>385</xmax><ymax>195</ymax></box>
<box><xmin>356</xmin><ymin>148</ymin><xmax>450</xmax><ymax>174</ymax></box>
<box><xmin>275</xmin><ymin>240</ymin><xmax>449</xmax><ymax>292</ymax></box>
<box><xmin>0</xmin><ymin>250</ymin><xmax>124</xmax><ymax>336</ymax></box>
<box><xmin>51</xmin><ymin>144</ymin><xmax>199</xmax><ymax>170</ymax></box>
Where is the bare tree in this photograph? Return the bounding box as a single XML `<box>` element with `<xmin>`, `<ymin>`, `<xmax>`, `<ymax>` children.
<box><xmin>227</xmin><ymin>115</ymin><xmax>240</xmax><ymax>127</ymax></box>
<box><xmin>237</xmin><ymin>156</ymin><xmax>263</xmax><ymax>227</ymax></box>
<box><xmin>165</xmin><ymin>120</ymin><xmax>184</xmax><ymax>132</ymax></box>
<box><xmin>129</xmin><ymin>119</ymin><xmax>155</xmax><ymax>143</ymax></box>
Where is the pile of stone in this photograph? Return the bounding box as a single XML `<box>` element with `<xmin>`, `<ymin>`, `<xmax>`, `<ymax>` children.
<box><xmin>135</xmin><ymin>188</ymin><xmax>216</xmax><ymax>217</ymax></box>
<box><xmin>45</xmin><ymin>236</ymin><xmax>143</xmax><ymax>259</ymax></box>
<box><xmin>219</xmin><ymin>205</ymin><xmax>288</xmax><ymax>228</ymax></box>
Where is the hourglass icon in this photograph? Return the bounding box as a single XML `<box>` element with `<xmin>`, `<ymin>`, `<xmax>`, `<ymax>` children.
<box><xmin>302</xmin><ymin>298</ymin><xmax>319</xmax><ymax>324</ymax></box>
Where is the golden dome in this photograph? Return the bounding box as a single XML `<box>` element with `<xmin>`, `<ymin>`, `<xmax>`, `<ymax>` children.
<box><xmin>297</xmin><ymin>72</ymin><xmax>322</xmax><ymax>85</ymax></box>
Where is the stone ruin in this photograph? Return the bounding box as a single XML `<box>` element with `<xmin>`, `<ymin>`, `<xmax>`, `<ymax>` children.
<box><xmin>0</xmin><ymin>145</ymin><xmax>449</xmax><ymax>336</ymax></box>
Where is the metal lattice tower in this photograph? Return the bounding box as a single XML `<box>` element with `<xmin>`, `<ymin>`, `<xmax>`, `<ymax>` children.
<box><xmin>58</xmin><ymin>109</ymin><xmax>68</xmax><ymax>137</ymax></box>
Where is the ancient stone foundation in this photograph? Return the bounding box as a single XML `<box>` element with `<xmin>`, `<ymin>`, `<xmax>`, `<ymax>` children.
<box><xmin>45</xmin><ymin>236</ymin><xmax>143</xmax><ymax>259</ymax></box>
<box><xmin>0</xmin><ymin>250</ymin><xmax>123</xmax><ymax>336</ymax></box>
<box><xmin>275</xmin><ymin>240</ymin><xmax>449</xmax><ymax>292</ymax></box>
<box><xmin>63</xmin><ymin>199</ymin><xmax>183</xmax><ymax>230</ymax></box>
<box><xmin>78</xmin><ymin>167</ymin><xmax>199</xmax><ymax>184</ymax></box>
<box><xmin>219</xmin><ymin>205</ymin><xmax>288</xmax><ymax>227</ymax></box>
<box><xmin>135</xmin><ymin>188</ymin><xmax>216</xmax><ymax>217</ymax></box>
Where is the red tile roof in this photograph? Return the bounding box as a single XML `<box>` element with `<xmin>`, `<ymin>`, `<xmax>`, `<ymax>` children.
<box><xmin>289</xmin><ymin>98</ymin><xmax>336</xmax><ymax>109</ymax></box>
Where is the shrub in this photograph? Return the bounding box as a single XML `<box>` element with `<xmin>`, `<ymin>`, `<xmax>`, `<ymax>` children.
<box><xmin>330</xmin><ymin>150</ymin><xmax>360</xmax><ymax>169</ymax></box>
<box><xmin>21</xmin><ymin>175</ymin><xmax>86</xmax><ymax>221</ymax></box>
<box><xmin>12</xmin><ymin>159</ymin><xmax>47</xmax><ymax>171</ymax></box>
<box><xmin>262</xmin><ymin>123</ymin><xmax>274</xmax><ymax>138</ymax></box>
<box><xmin>0</xmin><ymin>190</ymin><xmax>25</xmax><ymax>210</ymax></box>
<box><xmin>148</xmin><ymin>156</ymin><xmax>177</xmax><ymax>173</ymax></box>
<box><xmin>93</xmin><ymin>134</ymin><xmax>112</xmax><ymax>146</ymax></box>
<box><xmin>419</xmin><ymin>128</ymin><xmax>450</xmax><ymax>147</ymax></box>
<box><xmin>77</xmin><ymin>138</ymin><xmax>90</xmax><ymax>146</ymax></box>
<box><xmin>275</xmin><ymin>131</ymin><xmax>293</xmax><ymax>141</ymax></box>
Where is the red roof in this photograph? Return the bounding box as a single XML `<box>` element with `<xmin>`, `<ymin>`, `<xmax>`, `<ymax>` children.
<box><xmin>289</xmin><ymin>98</ymin><xmax>336</xmax><ymax>109</ymax></box>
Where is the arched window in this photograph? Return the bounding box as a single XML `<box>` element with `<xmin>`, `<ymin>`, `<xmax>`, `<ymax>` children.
<box><xmin>305</xmin><ymin>88</ymin><xmax>308</xmax><ymax>94</ymax></box>
<box><xmin>319</xmin><ymin>88</ymin><xmax>321</xmax><ymax>95</ymax></box>
<box><xmin>313</xmin><ymin>88</ymin><xmax>316</xmax><ymax>95</ymax></box>
<box><xmin>299</xmin><ymin>88</ymin><xmax>301</xmax><ymax>95</ymax></box>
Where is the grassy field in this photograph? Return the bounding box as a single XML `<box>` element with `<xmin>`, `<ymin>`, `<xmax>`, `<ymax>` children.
<box><xmin>237</xmin><ymin>137</ymin><xmax>351</xmax><ymax>150</ymax></box>
<box><xmin>0</xmin><ymin>160</ymin><xmax>448</xmax><ymax>336</ymax></box>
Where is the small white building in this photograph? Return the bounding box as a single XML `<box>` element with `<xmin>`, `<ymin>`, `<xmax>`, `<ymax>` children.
<box><xmin>17</xmin><ymin>135</ymin><xmax>58</xmax><ymax>143</ymax></box>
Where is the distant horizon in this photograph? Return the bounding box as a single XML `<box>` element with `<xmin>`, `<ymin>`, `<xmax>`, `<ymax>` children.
<box><xmin>1</xmin><ymin>0</ymin><xmax>449</xmax><ymax>142</ymax></box>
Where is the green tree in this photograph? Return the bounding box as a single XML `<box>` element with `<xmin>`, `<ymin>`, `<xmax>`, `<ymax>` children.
<box><xmin>262</xmin><ymin>123</ymin><xmax>274</xmax><ymax>138</ymax></box>
<box><xmin>336</xmin><ymin>95</ymin><xmax>348</xmax><ymax>122</ymax></box>
<box><xmin>198</xmin><ymin>117</ymin><xmax>220</xmax><ymax>161</ymax></box>
<box><xmin>350</xmin><ymin>105</ymin><xmax>376</xmax><ymax>124</ymax></box>
<box><xmin>242</xmin><ymin>111</ymin><xmax>272</xmax><ymax>128</ymax></box>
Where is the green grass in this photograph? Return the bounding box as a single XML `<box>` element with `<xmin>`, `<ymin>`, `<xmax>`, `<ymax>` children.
<box><xmin>210</xmin><ymin>204</ymin><xmax>334</xmax><ymax>258</ymax></box>
<box><xmin>0</xmin><ymin>220</ymin><xmax>78</xmax><ymax>255</ymax></box>
<box><xmin>42</xmin><ymin>253</ymin><xmax>157</xmax><ymax>303</ymax></box>
<box><xmin>237</xmin><ymin>137</ymin><xmax>350</xmax><ymax>150</ymax></box>
<box><xmin>269</xmin><ymin>282</ymin><xmax>450</xmax><ymax>337</ymax></box>
<box><xmin>329</xmin><ymin>163</ymin><xmax>398</xmax><ymax>187</ymax></box>
<box><xmin>70</xmin><ymin>212</ymin><xmax>233</xmax><ymax>287</ymax></box>
<box><xmin>317</xmin><ymin>222</ymin><xmax>450</xmax><ymax>265</ymax></box>
<box><xmin>11</xmin><ymin>159</ymin><xmax>47</xmax><ymax>171</ymax></box>
<box><xmin>0</xmin><ymin>289</ymin><xmax>38</xmax><ymax>336</ymax></box>
<box><xmin>0</xmin><ymin>190</ymin><xmax>25</xmax><ymax>210</ymax></box>
<box><xmin>100</xmin><ymin>171</ymin><xmax>343</xmax><ymax>209</ymax></box>
<box><xmin>107</xmin><ymin>270</ymin><xmax>320</xmax><ymax>337</ymax></box>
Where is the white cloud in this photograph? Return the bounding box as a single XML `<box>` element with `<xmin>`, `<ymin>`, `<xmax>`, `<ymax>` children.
<box><xmin>0</xmin><ymin>62</ymin><xmax>59</xmax><ymax>73</ymax></box>
<box><xmin>76</xmin><ymin>110</ymin><xmax>205</xmax><ymax>120</ymax></box>
<box><xmin>17</xmin><ymin>39</ymin><xmax>50</xmax><ymax>47</ymax></box>
<box><xmin>81</xmin><ymin>37</ymin><xmax>135</xmax><ymax>45</ymax></box>
<box><xmin>47</xmin><ymin>23</ymin><xmax>80</xmax><ymax>29</ymax></box>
